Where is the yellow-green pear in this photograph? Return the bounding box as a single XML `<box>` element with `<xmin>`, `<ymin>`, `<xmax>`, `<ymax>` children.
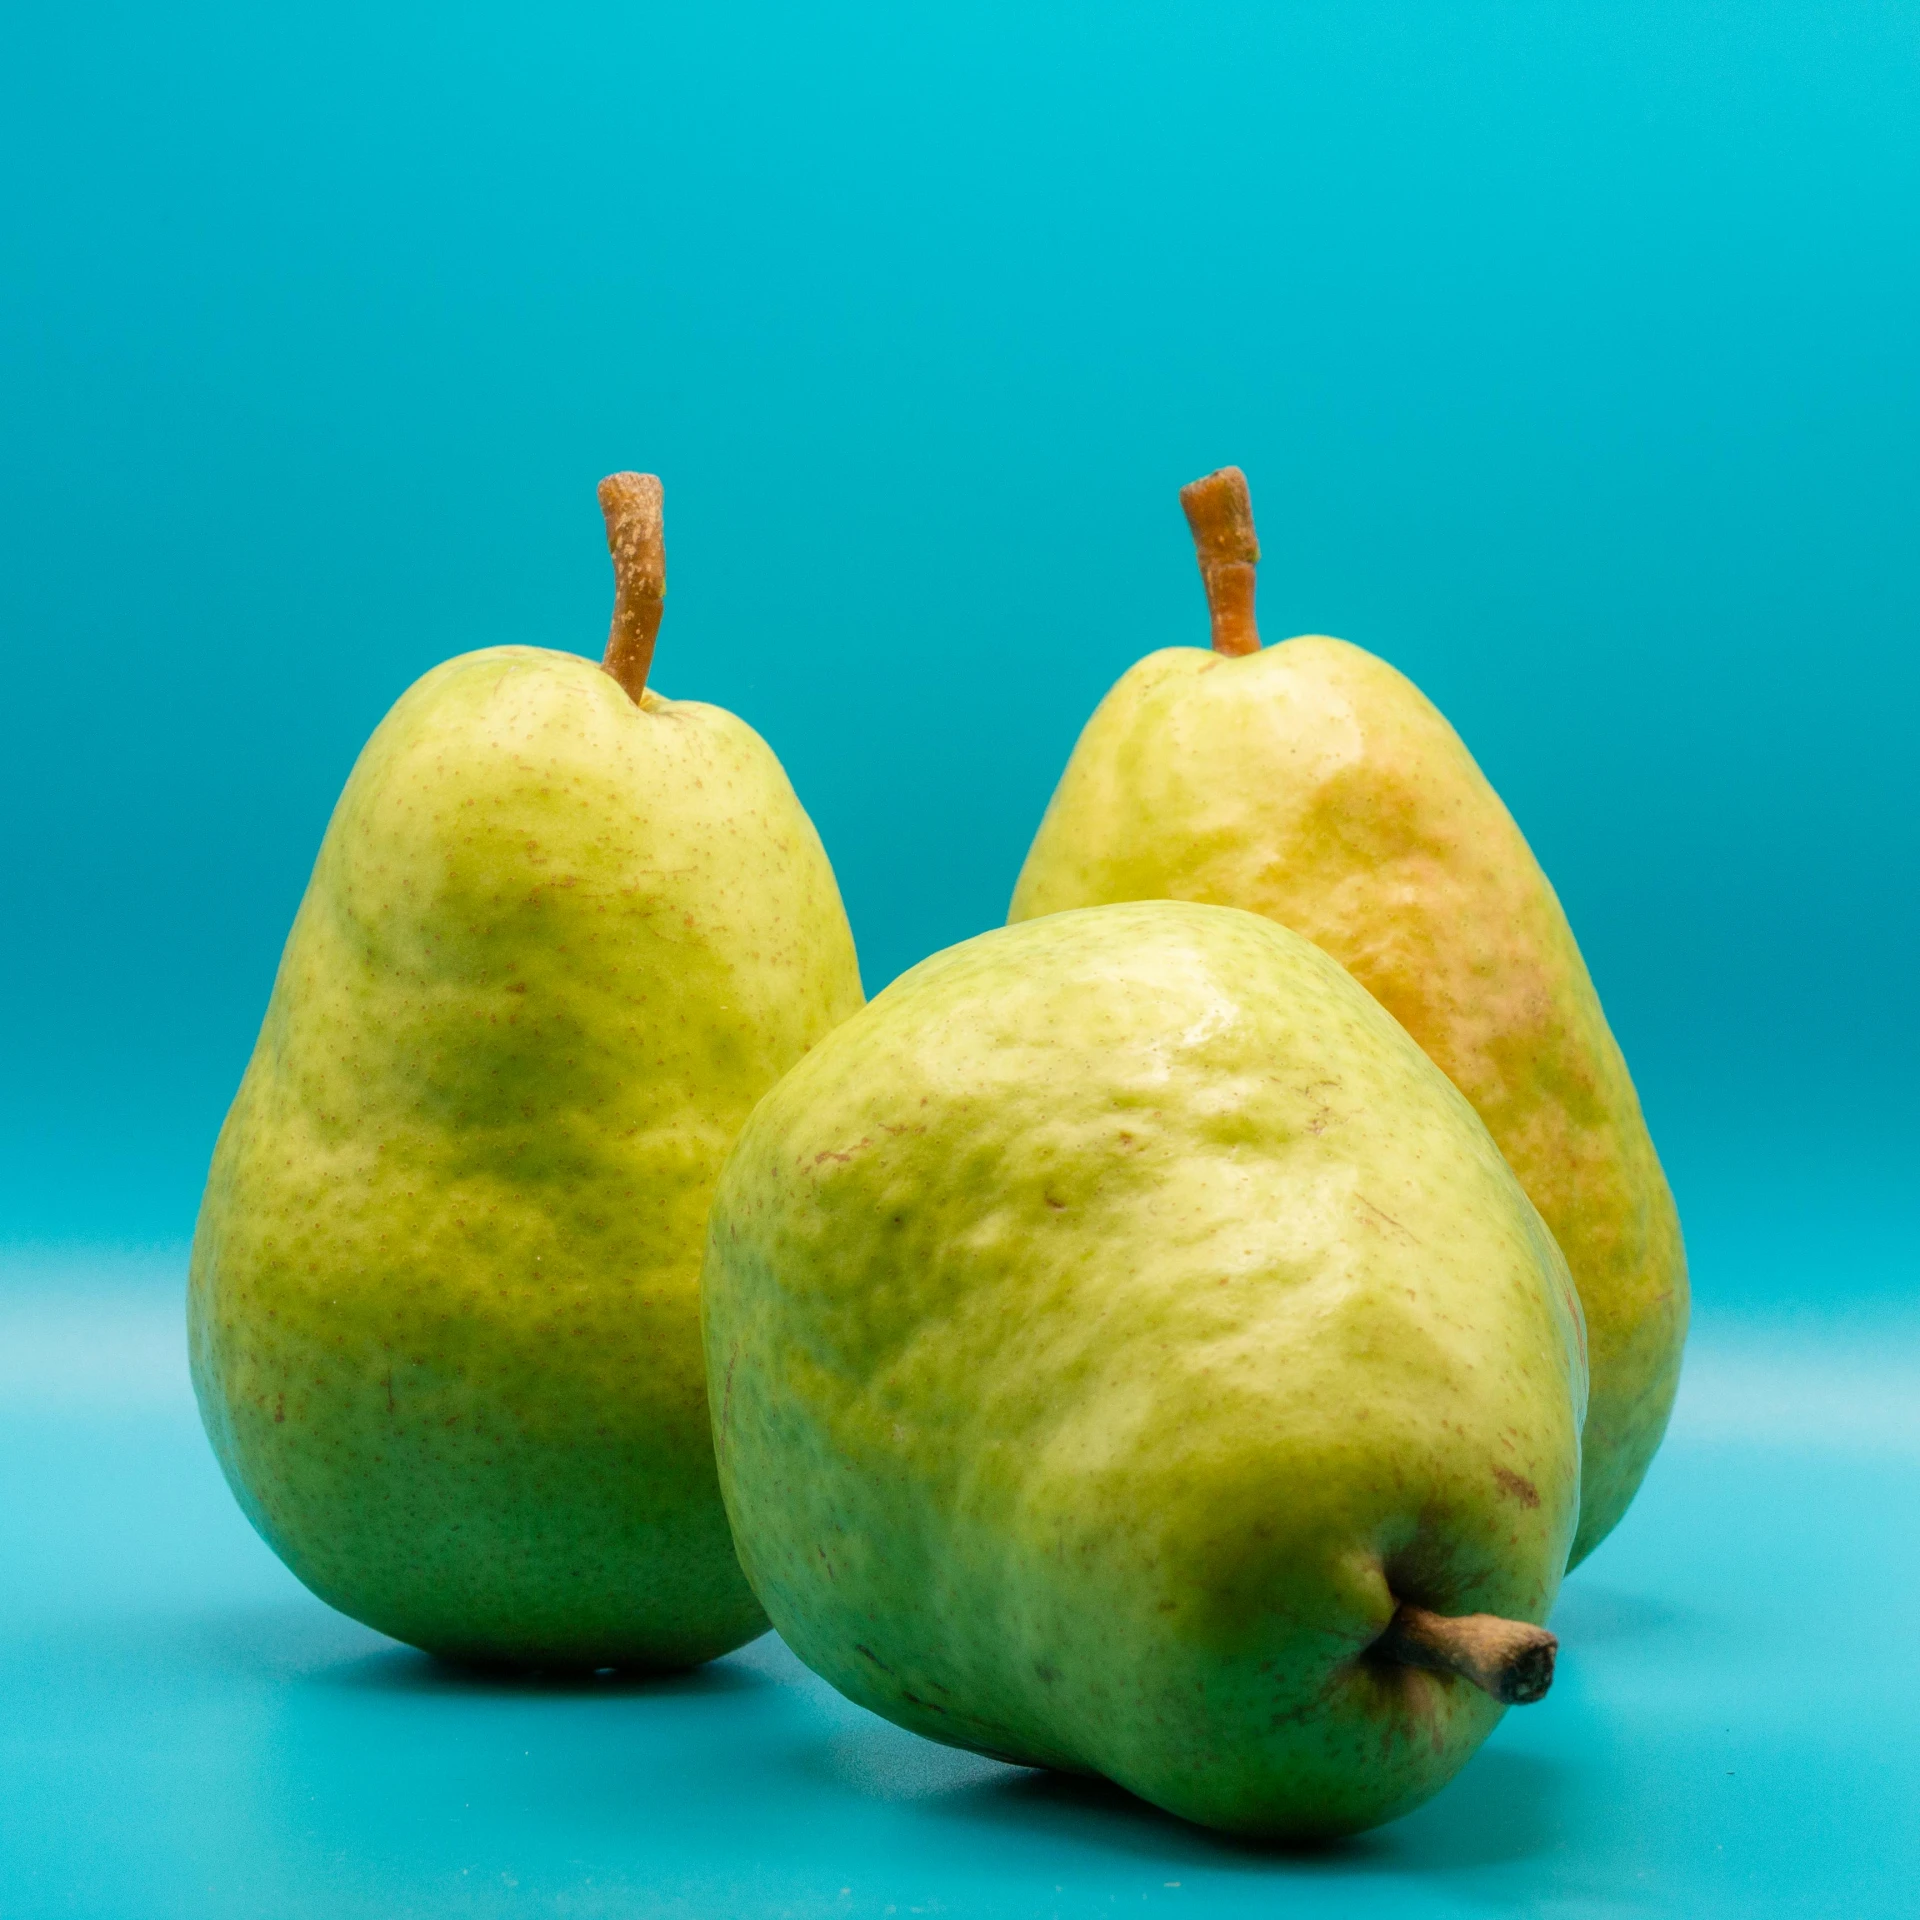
<box><xmin>189</xmin><ymin>474</ymin><xmax>863</xmax><ymax>1668</ymax></box>
<box><xmin>704</xmin><ymin>902</ymin><xmax>1586</xmax><ymax>1839</ymax></box>
<box><xmin>1010</xmin><ymin>468</ymin><xmax>1684</xmax><ymax>1565</ymax></box>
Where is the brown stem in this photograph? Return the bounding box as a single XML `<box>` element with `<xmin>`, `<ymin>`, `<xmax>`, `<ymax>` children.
<box><xmin>599</xmin><ymin>472</ymin><xmax>665</xmax><ymax>702</ymax></box>
<box><xmin>1178</xmin><ymin>466</ymin><xmax>1261</xmax><ymax>657</ymax></box>
<box><xmin>1375</xmin><ymin>1604</ymin><xmax>1558</xmax><ymax>1706</ymax></box>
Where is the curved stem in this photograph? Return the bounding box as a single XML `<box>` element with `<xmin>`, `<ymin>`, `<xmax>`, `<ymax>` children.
<box><xmin>1375</xmin><ymin>1604</ymin><xmax>1558</xmax><ymax>1706</ymax></box>
<box><xmin>1178</xmin><ymin>466</ymin><xmax>1261</xmax><ymax>657</ymax></box>
<box><xmin>599</xmin><ymin>472</ymin><xmax>665</xmax><ymax>702</ymax></box>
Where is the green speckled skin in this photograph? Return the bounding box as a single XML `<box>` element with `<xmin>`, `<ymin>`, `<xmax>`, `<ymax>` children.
<box><xmin>1009</xmin><ymin>639</ymin><xmax>1685</xmax><ymax>1566</ymax></box>
<box><xmin>189</xmin><ymin>646</ymin><xmax>862</xmax><ymax>1668</ymax></box>
<box><xmin>704</xmin><ymin>903</ymin><xmax>1586</xmax><ymax>1838</ymax></box>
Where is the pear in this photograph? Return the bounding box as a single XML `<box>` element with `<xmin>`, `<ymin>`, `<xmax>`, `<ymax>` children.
<box><xmin>703</xmin><ymin>902</ymin><xmax>1586</xmax><ymax>1838</ymax></box>
<box><xmin>1009</xmin><ymin>468</ymin><xmax>1684</xmax><ymax>1565</ymax></box>
<box><xmin>189</xmin><ymin>474</ymin><xmax>863</xmax><ymax>1668</ymax></box>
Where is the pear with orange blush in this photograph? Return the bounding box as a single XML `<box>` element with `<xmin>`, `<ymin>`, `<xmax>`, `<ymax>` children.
<box><xmin>1010</xmin><ymin>467</ymin><xmax>1685</xmax><ymax>1565</ymax></box>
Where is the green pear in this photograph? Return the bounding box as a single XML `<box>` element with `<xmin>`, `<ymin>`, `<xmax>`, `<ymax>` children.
<box><xmin>1009</xmin><ymin>467</ymin><xmax>1684</xmax><ymax>1565</ymax></box>
<box><xmin>189</xmin><ymin>474</ymin><xmax>863</xmax><ymax>1669</ymax></box>
<box><xmin>703</xmin><ymin>902</ymin><xmax>1586</xmax><ymax>1838</ymax></box>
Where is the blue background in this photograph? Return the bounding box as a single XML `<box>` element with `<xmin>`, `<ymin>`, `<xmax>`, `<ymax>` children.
<box><xmin>2</xmin><ymin>4</ymin><xmax>1917</xmax><ymax>1915</ymax></box>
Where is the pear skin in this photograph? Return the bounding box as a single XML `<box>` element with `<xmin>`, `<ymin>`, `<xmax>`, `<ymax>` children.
<box><xmin>189</xmin><ymin>477</ymin><xmax>863</xmax><ymax>1667</ymax></box>
<box><xmin>704</xmin><ymin>902</ymin><xmax>1586</xmax><ymax>1839</ymax></box>
<box><xmin>1010</xmin><ymin>471</ymin><xmax>1684</xmax><ymax>1566</ymax></box>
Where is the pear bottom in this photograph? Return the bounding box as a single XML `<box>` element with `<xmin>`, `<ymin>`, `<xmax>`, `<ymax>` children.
<box><xmin>190</xmin><ymin>1256</ymin><xmax>768</xmax><ymax>1670</ymax></box>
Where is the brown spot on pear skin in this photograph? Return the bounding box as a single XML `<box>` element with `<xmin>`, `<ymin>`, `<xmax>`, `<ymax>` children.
<box><xmin>1492</xmin><ymin>1465</ymin><xmax>1541</xmax><ymax>1508</ymax></box>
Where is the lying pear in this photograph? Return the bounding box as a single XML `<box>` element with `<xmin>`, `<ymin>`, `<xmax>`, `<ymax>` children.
<box><xmin>703</xmin><ymin>902</ymin><xmax>1586</xmax><ymax>1838</ymax></box>
<box><xmin>1010</xmin><ymin>469</ymin><xmax>1684</xmax><ymax>1565</ymax></box>
<box><xmin>189</xmin><ymin>474</ymin><xmax>863</xmax><ymax>1668</ymax></box>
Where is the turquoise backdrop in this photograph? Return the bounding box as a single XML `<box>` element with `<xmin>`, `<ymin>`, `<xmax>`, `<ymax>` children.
<box><xmin>2</xmin><ymin>8</ymin><xmax>1918</xmax><ymax>1917</ymax></box>
<box><xmin>4</xmin><ymin>1</ymin><xmax>1916</xmax><ymax>1283</ymax></box>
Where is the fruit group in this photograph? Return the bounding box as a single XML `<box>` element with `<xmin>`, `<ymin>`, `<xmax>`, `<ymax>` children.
<box><xmin>704</xmin><ymin>902</ymin><xmax>1585</xmax><ymax>1837</ymax></box>
<box><xmin>189</xmin><ymin>475</ymin><xmax>862</xmax><ymax>1667</ymax></box>
<box><xmin>1010</xmin><ymin>468</ymin><xmax>1685</xmax><ymax>1564</ymax></box>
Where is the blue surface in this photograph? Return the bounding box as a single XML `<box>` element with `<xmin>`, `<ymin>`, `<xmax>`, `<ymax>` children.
<box><xmin>5</xmin><ymin>1262</ymin><xmax>1918</xmax><ymax>1917</ymax></box>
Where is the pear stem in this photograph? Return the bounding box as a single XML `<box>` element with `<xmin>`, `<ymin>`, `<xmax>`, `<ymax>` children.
<box><xmin>1179</xmin><ymin>466</ymin><xmax>1261</xmax><ymax>657</ymax></box>
<box><xmin>1376</xmin><ymin>1604</ymin><xmax>1558</xmax><ymax>1706</ymax></box>
<box><xmin>599</xmin><ymin>472</ymin><xmax>665</xmax><ymax>702</ymax></box>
